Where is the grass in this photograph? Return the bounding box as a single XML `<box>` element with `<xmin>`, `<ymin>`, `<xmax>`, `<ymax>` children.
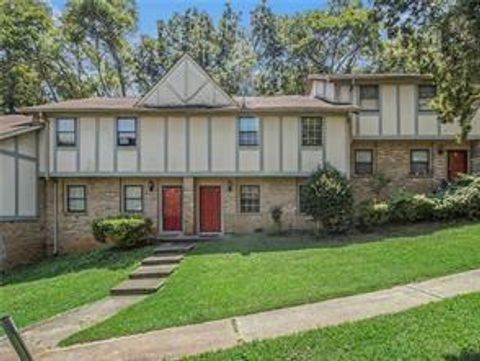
<box><xmin>0</xmin><ymin>245</ymin><xmax>151</xmax><ymax>333</ymax></box>
<box><xmin>186</xmin><ymin>292</ymin><xmax>480</xmax><ymax>361</ymax></box>
<box><xmin>62</xmin><ymin>222</ymin><xmax>480</xmax><ymax>346</ymax></box>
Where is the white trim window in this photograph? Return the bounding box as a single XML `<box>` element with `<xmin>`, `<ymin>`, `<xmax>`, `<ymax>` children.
<box><xmin>418</xmin><ymin>85</ymin><xmax>436</xmax><ymax>111</ymax></box>
<box><xmin>239</xmin><ymin>117</ymin><xmax>260</xmax><ymax>146</ymax></box>
<box><xmin>56</xmin><ymin>118</ymin><xmax>76</xmax><ymax>147</ymax></box>
<box><xmin>359</xmin><ymin>85</ymin><xmax>379</xmax><ymax>111</ymax></box>
<box><xmin>124</xmin><ymin>185</ymin><xmax>143</xmax><ymax>212</ymax></box>
<box><xmin>67</xmin><ymin>185</ymin><xmax>86</xmax><ymax>213</ymax></box>
<box><xmin>117</xmin><ymin>118</ymin><xmax>137</xmax><ymax>146</ymax></box>
<box><xmin>410</xmin><ymin>149</ymin><xmax>430</xmax><ymax>176</ymax></box>
<box><xmin>301</xmin><ymin>117</ymin><xmax>323</xmax><ymax>146</ymax></box>
<box><xmin>240</xmin><ymin>185</ymin><xmax>260</xmax><ymax>213</ymax></box>
<box><xmin>354</xmin><ymin>149</ymin><xmax>374</xmax><ymax>175</ymax></box>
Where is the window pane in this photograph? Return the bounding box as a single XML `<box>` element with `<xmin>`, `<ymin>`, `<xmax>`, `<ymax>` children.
<box><xmin>239</xmin><ymin>117</ymin><xmax>259</xmax><ymax>146</ymax></box>
<box><xmin>240</xmin><ymin>185</ymin><xmax>260</xmax><ymax>213</ymax></box>
<box><xmin>411</xmin><ymin>163</ymin><xmax>429</xmax><ymax>175</ymax></box>
<box><xmin>239</xmin><ymin>117</ymin><xmax>258</xmax><ymax>132</ymax></box>
<box><xmin>412</xmin><ymin>150</ymin><xmax>429</xmax><ymax>162</ymax></box>
<box><xmin>118</xmin><ymin>118</ymin><xmax>136</xmax><ymax>132</ymax></box>
<box><xmin>69</xmin><ymin>186</ymin><xmax>85</xmax><ymax>198</ymax></box>
<box><xmin>58</xmin><ymin>132</ymin><xmax>75</xmax><ymax>146</ymax></box>
<box><xmin>126</xmin><ymin>199</ymin><xmax>142</xmax><ymax>212</ymax></box>
<box><xmin>419</xmin><ymin>85</ymin><xmax>436</xmax><ymax>99</ymax></box>
<box><xmin>118</xmin><ymin>132</ymin><xmax>137</xmax><ymax>146</ymax></box>
<box><xmin>126</xmin><ymin>186</ymin><xmax>142</xmax><ymax>198</ymax></box>
<box><xmin>69</xmin><ymin>199</ymin><xmax>85</xmax><ymax>211</ymax></box>
<box><xmin>301</xmin><ymin>117</ymin><xmax>323</xmax><ymax>146</ymax></box>
<box><xmin>360</xmin><ymin>86</ymin><xmax>379</xmax><ymax>100</ymax></box>
<box><xmin>58</xmin><ymin>119</ymin><xmax>75</xmax><ymax>132</ymax></box>
<box><xmin>299</xmin><ymin>185</ymin><xmax>309</xmax><ymax>214</ymax></box>
<box><xmin>355</xmin><ymin>150</ymin><xmax>372</xmax><ymax>163</ymax></box>
<box><xmin>356</xmin><ymin>163</ymin><xmax>373</xmax><ymax>175</ymax></box>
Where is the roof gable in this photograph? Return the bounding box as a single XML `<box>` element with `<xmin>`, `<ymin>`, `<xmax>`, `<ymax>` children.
<box><xmin>136</xmin><ymin>54</ymin><xmax>236</xmax><ymax>108</ymax></box>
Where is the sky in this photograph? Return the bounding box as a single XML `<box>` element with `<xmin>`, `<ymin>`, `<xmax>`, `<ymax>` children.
<box><xmin>50</xmin><ymin>0</ymin><xmax>329</xmax><ymax>35</ymax></box>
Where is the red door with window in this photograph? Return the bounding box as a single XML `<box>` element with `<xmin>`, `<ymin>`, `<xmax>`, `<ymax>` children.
<box><xmin>200</xmin><ymin>186</ymin><xmax>221</xmax><ymax>233</ymax></box>
<box><xmin>448</xmin><ymin>150</ymin><xmax>468</xmax><ymax>180</ymax></box>
<box><xmin>163</xmin><ymin>186</ymin><xmax>182</xmax><ymax>232</ymax></box>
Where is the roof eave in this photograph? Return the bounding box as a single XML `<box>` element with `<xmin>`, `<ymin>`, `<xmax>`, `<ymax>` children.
<box><xmin>0</xmin><ymin>124</ymin><xmax>43</xmax><ymax>141</ymax></box>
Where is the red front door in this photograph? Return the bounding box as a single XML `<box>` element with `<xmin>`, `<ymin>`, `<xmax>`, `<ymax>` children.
<box><xmin>448</xmin><ymin>150</ymin><xmax>468</xmax><ymax>180</ymax></box>
<box><xmin>200</xmin><ymin>186</ymin><xmax>221</xmax><ymax>233</ymax></box>
<box><xmin>163</xmin><ymin>186</ymin><xmax>182</xmax><ymax>232</ymax></box>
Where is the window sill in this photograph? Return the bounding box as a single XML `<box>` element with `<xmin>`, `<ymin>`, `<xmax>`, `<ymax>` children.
<box><xmin>352</xmin><ymin>174</ymin><xmax>373</xmax><ymax>179</ymax></box>
<box><xmin>239</xmin><ymin>145</ymin><xmax>260</xmax><ymax>150</ymax></box>
<box><xmin>117</xmin><ymin>145</ymin><xmax>138</xmax><ymax>150</ymax></box>
<box><xmin>301</xmin><ymin>145</ymin><xmax>323</xmax><ymax>149</ymax></box>
<box><xmin>408</xmin><ymin>173</ymin><xmax>433</xmax><ymax>179</ymax></box>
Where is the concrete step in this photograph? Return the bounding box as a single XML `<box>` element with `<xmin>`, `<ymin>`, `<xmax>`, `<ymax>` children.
<box><xmin>111</xmin><ymin>278</ymin><xmax>165</xmax><ymax>296</ymax></box>
<box><xmin>142</xmin><ymin>254</ymin><xmax>184</xmax><ymax>266</ymax></box>
<box><xmin>154</xmin><ymin>243</ymin><xmax>194</xmax><ymax>254</ymax></box>
<box><xmin>129</xmin><ymin>265</ymin><xmax>177</xmax><ymax>279</ymax></box>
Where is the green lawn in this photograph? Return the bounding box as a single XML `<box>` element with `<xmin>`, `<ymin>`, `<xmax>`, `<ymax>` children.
<box><xmin>187</xmin><ymin>292</ymin><xmax>480</xmax><ymax>361</ymax></box>
<box><xmin>63</xmin><ymin>222</ymin><xmax>480</xmax><ymax>346</ymax></box>
<box><xmin>0</xmin><ymin>245</ymin><xmax>151</xmax><ymax>333</ymax></box>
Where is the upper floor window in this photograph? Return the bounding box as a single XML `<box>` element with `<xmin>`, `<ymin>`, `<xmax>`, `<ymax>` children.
<box><xmin>410</xmin><ymin>149</ymin><xmax>430</xmax><ymax>176</ymax></box>
<box><xmin>67</xmin><ymin>185</ymin><xmax>86</xmax><ymax>212</ymax></box>
<box><xmin>240</xmin><ymin>185</ymin><xmax>260</xmax><ymax>213</ymax></box>
<box><xmin>239</xmin><ymin>117</ymin><xmax>259</xmax><ymax>146</ymax></box>
<box><xmin>355</xmin><ymin>150</ymin><xmax>373</xmax><ymax>175</ymax></box>
<box><xmin>117</xmin><ymin>118</ymin><xmax>137</xmax><ymax>146</ymax></box>
<box><xmin>124</xmin><ymin>185</ymin><xmax>143</xmax><ymax>212</ymax></box>
<box><xmin>56</xmin><ymin>118</ymin><xmax>76</xmax><ymax>147</ymax></box>
<box><xmin>418</xmin><ymin>85</ymin><xmax>436</xmax><ymax>111</ymax></box>
<box><xmin>301</xmin><ymin>117</ymin><xmax>323</xmax><ymax>146</ymax></box>
<box><xmin>359</xmin><ymin>85</ymin><xmax>379</xmax><ymax>111</ymax></box>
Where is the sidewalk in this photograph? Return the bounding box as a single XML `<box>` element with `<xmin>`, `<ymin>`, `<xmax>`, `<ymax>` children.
<box><xmin>30</xmin><ymin>268</ymin><xmax>480</xmax><ymax>361</ymax></box>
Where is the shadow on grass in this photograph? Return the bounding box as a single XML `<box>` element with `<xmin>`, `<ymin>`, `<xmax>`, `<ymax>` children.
<box><xmin>193</xmin><ymin>221</ymin><xmax>476</xmax><ymax>256</ymax></box>
<box><xmin>445</xmin><ymin>350</ymin><xmax>480</xmax><ymax>361</ymax></box>
<box><xmin>2</xmin><ymin>245</ymin><xmax>152</xmax><ymax>286</ymax></box>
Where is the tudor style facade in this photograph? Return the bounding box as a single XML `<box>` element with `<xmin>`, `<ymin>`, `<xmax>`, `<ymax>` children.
<box><xmin>1</xmin><ymin>54</ymin><xmax>480</xmax><ymax>268</ymax></box>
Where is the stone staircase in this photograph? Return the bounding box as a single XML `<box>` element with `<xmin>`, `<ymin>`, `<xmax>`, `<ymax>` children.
<box><xmin>111</xmin><ymin>242</ymin><xmax>195</xmax><ymax>296</ymax></box>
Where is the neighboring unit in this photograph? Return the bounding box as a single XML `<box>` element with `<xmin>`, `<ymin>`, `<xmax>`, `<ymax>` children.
<box><xmin>1</xmin><ymin>55</ymin><xmax>479</xmax><ymax>267</ymax></box>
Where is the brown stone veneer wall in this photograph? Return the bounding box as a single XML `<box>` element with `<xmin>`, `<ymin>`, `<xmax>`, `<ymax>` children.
<box><xmin>0</xmin><ymin>180</ymin><xmax>46</xmax><ymax>270</ymax></box>
<box><xmin>350</xmin><ymin>140</ymin><xmax>471</xmax><ymax>201</ymax></box>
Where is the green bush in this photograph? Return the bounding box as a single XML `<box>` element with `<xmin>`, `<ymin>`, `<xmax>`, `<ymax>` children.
<box><xmin>389</xmin><ymin>192</ymin><xmax>437</xmax><ymax>223</ymax></box>
<box><xmin>356</xmin><ymin>201</ymin><xmax>390</xmax><ymax>230</ymax></box>
<box><xmin>435</xmin><ymin>178</ymin><xmax>480</xmax><ymax>220</ymax></box>
<box><xmin>302</xmin><ymin>165</ymin><xmax>353</xmax><ymax>234</ymax></box>
<box><xmin>92</xmin><ymin>214</ymin><xmax>154</xmax><ymax>248</ymax></box>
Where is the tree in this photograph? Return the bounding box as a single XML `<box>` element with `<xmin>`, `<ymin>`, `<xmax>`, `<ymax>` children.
<box><xmin>134</xmin><ymin>35</ymin><xmax>167</xmax><ymax>95</ymax></box>
<box><xmin>62</xmin><ymin>0</ymin><xmax>138</xmax><ymax>96</ymax></box>
<box><xmin>250</xmin><ymin>0</ymin><xmax>287</xmax><ymax>95</ymax></box>
<box><xmin>0</xmin><ymin>0</ymin><xmax>55</xmax><ymax>113</ymax></box>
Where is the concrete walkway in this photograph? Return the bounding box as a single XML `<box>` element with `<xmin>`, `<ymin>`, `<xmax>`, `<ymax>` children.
<box><xmin>0</xmin><ymin>295</ymin><xmax>146</xmax><ymax>361</ymax></box>
<box><xmin>26</xmin><ymin>268</ymin><xmax>480</xmax><ymax>361</ymax></box>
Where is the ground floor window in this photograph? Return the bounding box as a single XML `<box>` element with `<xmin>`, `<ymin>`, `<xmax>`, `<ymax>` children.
<box><xmin>298</xmin><ymin>185</ymin><xmax>309</xmax><ymax>214</ymax></box>
<box><xmin>240</xmin><ymin>185</ymin><xmax>260</xmax><ymax>213</ymax></box>
<box><xmin>410</xmin><ymin>149</ymin><xmax>430</xmax><ymax>176</ymax></box>
<box><xmin>67</xmin><ymin>185</ymin><xmax>86</xmax><ymax>212</ymax></box>
<box><xmin>124</xmin><ymin>185</ymin><xmax>143</xmax><ymax>212</ymax></box>
<box><xmin>354</xmin><ymin>149</ymin><xmax>373</xmax><ymax>175</ymax></box>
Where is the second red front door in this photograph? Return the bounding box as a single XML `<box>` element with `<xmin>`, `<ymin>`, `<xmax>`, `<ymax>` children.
<box><xmin>448</xmin><ymin>151</ymin><xmax>468</xmax><ymax>180</ymax></box>
<box><xmin>199</xmin><ymin>186</ymin><xmax>221</xmax><ymax>233</ymax></box>
<box><xmin>163</xmin><ymin>186</ymin><xmax>182</xmax><ymax>232</ymax></box>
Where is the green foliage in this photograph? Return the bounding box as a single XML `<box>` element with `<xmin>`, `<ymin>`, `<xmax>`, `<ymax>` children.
<box><xmin>92</xmin><ymin>214</ymin><xmax>153</xmax><ymax>248</ymax></box>
<box><xmin>356</xmin><ymin>200</ymin><xmax>390</xmax><ymax>230</ymax></box>
<box><xmin>435</xmin><ymin>176</ymin><xmax>480</xmax><ymax>220</ymax></box>
<box><xmin>302</xmin><ymin>166</ymin><xmax>353</xmax><ymax>233</ymax></box>
<box><xmin>388</xmin><ymin>192</ymin><xmax>437</xmax><ymax>223</ymax></box>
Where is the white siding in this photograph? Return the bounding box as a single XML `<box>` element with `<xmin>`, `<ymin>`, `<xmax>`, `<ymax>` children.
<box><xmin>358</xmin><ymin>114</ymin><xmax>379</xmax><ymax>135</ymax></box>
<box><xmin>0</xmin><ymin>153</ymin><xmax>15</xmax><ymax>216</ymax></box>
<box><xmin>239</xmin><ymin>149</ymin><xmax>260</xmax><ymax>172</ymax></box>
<box><xmin>18</xmin><ymin>159</ymin><xmax>36</xmax><ymax>216</ymax></box>
<box><xmin>263</xmin><ymin>116</ymin><xmax>281</xmax><ymax>172</ymax></box>
<box><xmin>98</xmin><ymin>117</ymin><xmax>114</xmax><ymax>172</ymax></box>
<box><xmin>189</xmin><ymin>116</ymin><xmax>208</xmax><ymax>172</ymax></box>
<box><xmin>79</xmin><ymin>117</ymin><xmax>96</xmax><ymax>172</ymax></box>
<box><xmin>117</xmin><ymin>149</ymin><xmax>138</xmax><ymax>172</ymax></box>
<box><xmin>418</xmin><ymin>114</ymin><xmax>438</xmax><ymax>135</ymax></box>
<box><xmin>140</xmin><ymin>116</ymin><xmax>165</xmax><ymax>172</ymax></box>
<box><xmin>0</xmin><ymin>138</ymin><xmax>14</xmax><ymax>152</ymax></box>
<box><xmin>57</xmin><ymin>149</ymin><xmax>77</xmax><ymax>172</ymax></box>
<box><xmin>211</xmin><ymin>116</ymin><xmax>235</xmax><ymax>172</ymax></box>
<box><xmin>282</xmin><ymin>116</ymin><xmax>299</xmax><ymax>172</ymax></box>
<box><xmin>17</xmin><ymin>133</ymin><xmax>36</xmax><ymax>157</ymax></box>
<box><xmin>38</xmin><ymin>128</ymin><xmax>47</xmax><ymax>173</ymax></box>
<box><xmin>325</xmin><ymin>115</ymin><xmax>349</xmax><ymax>175</ymax></box>
<box><xmin>301</xmin><ymin>149</ymin><xmax>322</xmax><ymax>172</ymax></box>
<box><xmin>399</xmin><ymin>85</ymin><xmax>416</xmax><ymax>135</ymax></box>
<box><xmin>167</xmin><ymin>116</ymin><xmax>187</xmax><ymax>172</ymax></box>
<box><xmin>381</xmin><ymin>85</ymin><xmax>397</xmax><ymax>135</ymax></box>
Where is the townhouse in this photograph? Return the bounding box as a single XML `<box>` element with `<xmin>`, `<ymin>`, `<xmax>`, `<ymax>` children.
<box><xmin>1</xmin><ymin>54</ymin><xmax>479</xmax><ymax>267</ymax></box>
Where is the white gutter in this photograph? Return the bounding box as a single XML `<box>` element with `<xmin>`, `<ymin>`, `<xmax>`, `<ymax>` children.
<box><xmin>53</xmin><ymin>179</ymin><xmax>58</xmax><ymax>255</ymax></box>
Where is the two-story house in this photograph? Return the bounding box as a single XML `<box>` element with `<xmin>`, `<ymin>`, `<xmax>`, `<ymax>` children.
<box><xmin>1</xmin><ymin>54</ymin><xmax>479</xmax><ymax>268</ymax></box>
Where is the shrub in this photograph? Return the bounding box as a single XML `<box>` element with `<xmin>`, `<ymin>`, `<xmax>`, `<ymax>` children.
<box><xmin>389</xmin><ymin>192</ymin><xmax>437</xmax><ymax>223</ymax></box>
<box><xmin>302</xmin><ymin>165</ymin><xmax>353</xmax><ymax>234</ymax></box>
<box><xmin>270</xmin><ymin>205</ymin><xmax>283</xmax><ymax>233</ymax></box>
<box><xmin>435</xmin><ymin>178</ymin><xmax>480</xmax><ymax>220</ymax></box>
<box><xmin>92</xmin><ymin>214</ymin><xmax>154</xmax><ymax>248</ymax></box>
<box><xmin>356</xmin><ymin>200</ymin><xmax>390</xmax><ymax>231</ymax></box>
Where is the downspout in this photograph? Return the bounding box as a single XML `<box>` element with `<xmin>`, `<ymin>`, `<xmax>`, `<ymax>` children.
<box><xmin>53</xmin><ymin>179</ymin><xmax>58</xmax><ymax>256</ymax></box>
